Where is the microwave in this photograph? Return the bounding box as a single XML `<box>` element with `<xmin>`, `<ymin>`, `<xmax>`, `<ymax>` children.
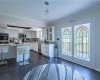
<box><xmin>19</xmin><ymin>34</ymin><xmax>26</xmax><ymax>38</ymax></box>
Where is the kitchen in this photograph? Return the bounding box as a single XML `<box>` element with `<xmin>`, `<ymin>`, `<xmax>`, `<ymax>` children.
<box><xmin>0</xmin><ymin>25</ymin><xmax>56</xmax><ymax>66</ymax></box>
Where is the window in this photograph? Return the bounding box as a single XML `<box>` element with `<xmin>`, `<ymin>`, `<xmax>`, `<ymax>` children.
<box><xmin>61</xmin><ymin>27</ymin><xmax>72</xmax><ymax>56</ymax></box>
<box><xmin>61</xmin><ymin>23</ymin><xmax>90</xmax><ymax>61</ymax></box>
<box><xmin>74</xmin><ymin>23</ymin><xmax>90</xmax><ymax>61</ymax></box>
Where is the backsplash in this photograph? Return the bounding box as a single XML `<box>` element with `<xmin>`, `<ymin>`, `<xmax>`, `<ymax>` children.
<box><xmin>9</xmin><ymin>38</ymin><xmax>39</xmax><ymax>43</ymax></box>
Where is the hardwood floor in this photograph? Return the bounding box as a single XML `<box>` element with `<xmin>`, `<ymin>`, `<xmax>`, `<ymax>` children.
<box><xmin>0</xmin><ymin>50</ymin><xmax>100</xmax><ymax>80</ymax></box>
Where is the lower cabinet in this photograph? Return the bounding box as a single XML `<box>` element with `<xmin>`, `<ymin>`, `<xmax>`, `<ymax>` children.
<box><xmin>41</xmin><ymin>43</ymin><xmax>55</xmax><ymax>58</ymax></box>
<box><xmin>24</xmin><ymin>42</ymin><xmax>38</xmax><ymax>53</ymax></box>
<box><xmin>32</xmin><ymin>43</ymin><xmax>38</xmax><ymax>52</ymax></box>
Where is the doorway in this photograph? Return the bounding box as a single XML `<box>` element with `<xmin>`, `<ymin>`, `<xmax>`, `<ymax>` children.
<box><xmin>59</xmin><ymin>18</ymin><xmax>95</xmax><ymax>68</ymax></box>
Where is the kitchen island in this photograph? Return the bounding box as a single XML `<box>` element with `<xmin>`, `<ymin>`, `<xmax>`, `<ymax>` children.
<box><xmin>41</xmin><ymin>43</ymin><xmax>55</xmax><ymax>58</ymax></box>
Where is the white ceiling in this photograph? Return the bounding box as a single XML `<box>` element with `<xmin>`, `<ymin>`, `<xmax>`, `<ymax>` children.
<box><xmin>0</xmin><ymin>0</ymin><xmax>100</xmax><ymax>29</ymax></box>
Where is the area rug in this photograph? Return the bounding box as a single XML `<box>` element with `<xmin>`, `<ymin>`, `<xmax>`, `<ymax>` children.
<box><xmin>23</xmin><ymin>64</ymin><xmax>84</xmax><ymax>80</ymax></box>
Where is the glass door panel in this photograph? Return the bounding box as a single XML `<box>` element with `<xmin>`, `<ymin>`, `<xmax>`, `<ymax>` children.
<box><xmin>74</xmin><ymin>23</ymin><xmax>90</xmax><ymax>61</ymax></box>
<box><xmin>61</xmin><ymin>27</ymin><xmax>72</xmax><ymax>56</ymax></box>
<box><xmin>60</xmin><ymin>18</ymin><xmax>95</xmax><ymax>68</ymax></box>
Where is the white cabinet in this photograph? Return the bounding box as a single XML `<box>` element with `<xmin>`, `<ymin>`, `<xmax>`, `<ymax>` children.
<box><xmin>31</xmin><ymin>31</ymin><xmax>35</xmax><ymax>38</ymax></box>
<box><xmin>23</xmin><ymin>42</ymin><xmax>38</xmax><ymax>52</ymax></box>
<box><xmin>8</xmin><ymin>29</ymin><xmax>18</xmax><ymax>38</ymax></box>
<box><xmin>42</xmin><ymin>28</ymin><xmax>47</xmax><ymax>39</ymax></box>
<box><xmin>24</xmin><ymin>31</ymin><xmax>31</xmax><ymax>38</ymax></box>
<box><xmin>0</xmin><ymin>29</ymin><xmax>18</xmax><ymax>38</ymax></box>
<box><xmin>41</xmin><ymin>43</ymin><xmax>55</xmax><ymax>58</ymax></box>
<box><xmin>42</xmin><ymin>26</ymin><xmax>55</xmax><ymax>42</ymax></box>
<box><xmin>33</xmin><ymin>31</ymin><xmax>40</xmax><ymax>38</ymax></box>
<box><xmin>47</xmin><ymin>26</ymin><xmax>55</xmax><ymax>42</ymax></box>
<box><xmin>23</xmin><ymin>31</ymin><xmax>39</xmax><ymax>38</ymax></box>
<box><xmin>33</xmin><ymin>43</ymin><xmax>38</xmax><ymax>52</ymax></box>
<box><xmin>30</xmin><ymin>43</ymin><xmax>34</xmax><ymax>50</ymax></box>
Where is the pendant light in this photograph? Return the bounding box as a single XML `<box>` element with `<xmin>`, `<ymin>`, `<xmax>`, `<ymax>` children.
<box><xmin>45</xmin><ymin>1</ymin><xmax>50</xmax><ymax>15</ymax></box>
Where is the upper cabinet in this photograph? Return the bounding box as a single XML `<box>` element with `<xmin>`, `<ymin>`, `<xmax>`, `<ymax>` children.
<box><xmin>47</xmin><ymin>26</ymin><xmax>55</xmax><ymax>42</ymax></box>
<box><xmin>42</xmin><ymin>26</ymin><xmax>55</xmax><ymax>42</ymax></box>
<box><xmin>24</xmin><ymin>31</ymin><xmax>32</xmax><ymax>38</ymax></box>
<box><xmin>8</xmin><ymin>29</ymin><xmax>18</xmax><ymax>38</ymax></box>
<box><xmin>27</xmin><ymin>31</ymin><xmax>31</xmax><ymax>38</ymax></box>
<box><xmin>0</xmin><ymin>29</ymin><xmax>18</xmax><ymax>38</ymax></box>
<box><xmin>31</xmin><ymin>31</ymin><xmax>35</xmax><ymax>38</ymax></box>
<box><xmin>25</xmin><ymin>31</ymin><xmax>40</xmax><ymax>38</ymax></box>
<box><xmin>42</xmin><ymin>28</ymin><xmax>47</xmax><ymax>39</ymax></box>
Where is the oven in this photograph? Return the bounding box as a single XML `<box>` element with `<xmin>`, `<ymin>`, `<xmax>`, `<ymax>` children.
<box><xmin>0</xmin><ymin>33</ymin><xmax>9</xmax><ymax>44</ymax></box>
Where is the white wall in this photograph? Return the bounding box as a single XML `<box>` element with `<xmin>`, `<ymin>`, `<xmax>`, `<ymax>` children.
<box><xmin>52</xmin><ymin>6</ymin><xmax>100</xmax><ymax>72</ymax></box>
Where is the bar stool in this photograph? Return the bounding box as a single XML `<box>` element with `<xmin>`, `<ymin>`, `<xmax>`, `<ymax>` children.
<box><xmin>17</xmin><ymin>45</ymin><xmax>29</xmax><ymax>66</ymax></box>
<box><xmin>0</xmin><ymin>44</ymin><xmax>9</xmax><ymax>65</ymax></box>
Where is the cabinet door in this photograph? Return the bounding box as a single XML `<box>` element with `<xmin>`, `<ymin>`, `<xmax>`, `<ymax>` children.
<box><xmin>31</xmin><ymin>31</ymin><xmax>35</xmax><ymax>38</ymax></box>
<box><xmin>49</xmin><ymin>26</ymin><xmax>55</xmax><ymax>42</ymax></box>
<box><xmin>0</xmin><ymin>29</ymin><xmax>18</xmax><ymax>38</ymax></box>
<box><xmin>42</xmin><ymin>29</ymin><xmax>47</xmax><ymax>39</ymax></box>
<box><xmin>30</xmin><ymin>43</ymin><xmax>33</xmax><ymax>50</ymax></box>
<box><xmin>41</xmin><ymin>44</ymin><xmax>44</xmax><ymax>54</ymax></box>
<box><xmin>24</xmin><ymin>31</ymin><xmax>31</xmax><ymax>38</ymax></box>
<box><xmin>33</xmin><ymin>43</ymin><xmax>35</xmax><ymax>51</ymax></box>
<box><xmin>9</xmin><ymin>30</ymin><xmax>18</xmax><ymax>38</ymax></box>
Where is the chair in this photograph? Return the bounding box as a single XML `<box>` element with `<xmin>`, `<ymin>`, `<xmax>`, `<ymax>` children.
<box><xmin>17</xmin><ymin>45</ymin><xmax>30</xmax><ymax>66</ymax></box>
<box><xmin>0</xmin><ymin>44</ymin><xmax>9</xmax><ymax>65</ymax></box>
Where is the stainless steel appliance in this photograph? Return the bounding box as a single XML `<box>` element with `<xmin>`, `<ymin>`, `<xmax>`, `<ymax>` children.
<box><xmin>0</xmin><ymin>33</ymin><xmax>9</xmax><ymax>44</ymax></box>
<box><xmin>19</xmin><ymin>33</ymin><xmax>26</xmax><ymax>38</ymax></box>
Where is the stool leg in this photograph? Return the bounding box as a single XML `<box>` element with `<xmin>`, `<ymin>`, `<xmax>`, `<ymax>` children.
<box><xmin>1</xmin><ymin>52</ymin><xmax>3</xmax><ymax>64</ymax></box>
<box><xmin>23</xmin><ymin>53</ymin><xmax>24</xmax><ymax>65</ymax></box>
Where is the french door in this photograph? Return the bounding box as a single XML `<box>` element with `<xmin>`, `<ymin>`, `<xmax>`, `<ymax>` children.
<box><xmin>60</xmin><ymin>18</ymin><xmax>95</xmax><ymax>68</ymax></box>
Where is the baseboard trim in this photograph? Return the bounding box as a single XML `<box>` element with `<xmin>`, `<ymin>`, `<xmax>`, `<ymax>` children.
<box><xmin>95</xmin><ymin>68</ymin><xmax>100</xmax><ymax>72</ymax></box>
<box><xmin>57</xmin><ymin>56</ymin><xmax>100</xmax><ymax>72</ymax></box>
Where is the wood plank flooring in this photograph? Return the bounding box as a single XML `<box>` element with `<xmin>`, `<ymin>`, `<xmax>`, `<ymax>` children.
<box><xmin>0</xmin><ymin>50</ymin><xmax>100</xmax><ymax>80</ymax></box>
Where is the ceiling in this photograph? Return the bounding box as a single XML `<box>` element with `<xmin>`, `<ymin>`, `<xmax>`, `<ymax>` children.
<box><xmin>0</xmin><ymin>0</ymin><xmax>100</xmax><ymax>29</ymax></box>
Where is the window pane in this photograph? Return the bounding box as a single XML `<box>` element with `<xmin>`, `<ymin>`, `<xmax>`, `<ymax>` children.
<box><xmin>62</xmin><ymin>27</ymin><xmax>72</xmax><ymax>56</ymax></box>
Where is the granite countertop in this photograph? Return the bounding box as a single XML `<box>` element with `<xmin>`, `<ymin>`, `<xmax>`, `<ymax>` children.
<box><xmin>9</xmin><ymin>43</ymin><xmax>30</xmax><ymax>46</ymax></box>
<box><xmin>0</xmin><ymin>44</ymin><xmax>10</xmax><ymax>46</ymax></box>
